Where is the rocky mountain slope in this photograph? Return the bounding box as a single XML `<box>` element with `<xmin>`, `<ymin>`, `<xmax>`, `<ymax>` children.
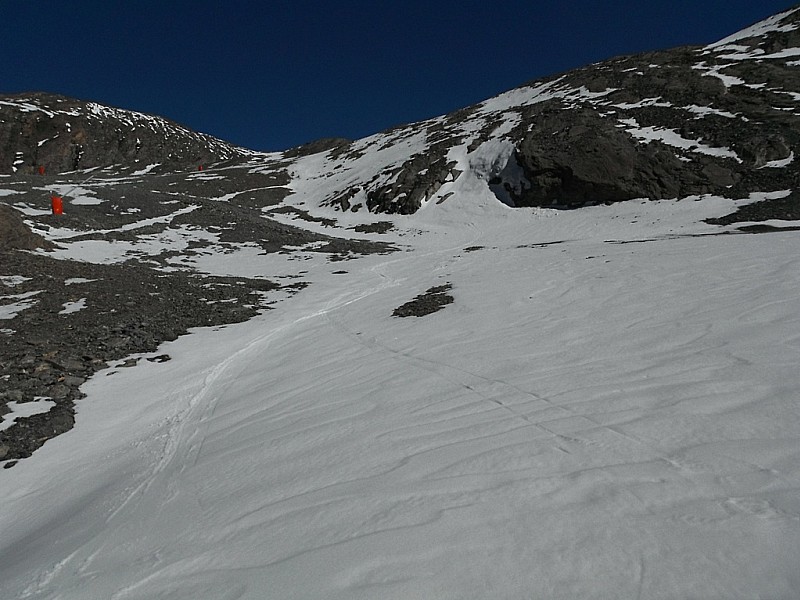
<box><xmin>292</xmin><ymin>5</ymin><xmax>800</xmax><ymax>214</ymax></box>
<box><xmin>0</xmin><ymin>92</ymin><xmax>253</xmax><ymax>174</ymax></box>
<box><xmin>3</xmin><ymin>7</ymin><xmax>800</xmax><ymax>214</ymax></box>
<box><xmin>2</xmin><ymin>7</ymin><xmax>800</xmax><ymax>463</ymax></box>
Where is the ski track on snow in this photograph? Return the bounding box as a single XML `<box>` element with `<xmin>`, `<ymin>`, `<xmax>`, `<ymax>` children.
<box><xmin>4</xmin><ymin>196</ymin><xmax>799</xmax><ymax>599</ymax></box>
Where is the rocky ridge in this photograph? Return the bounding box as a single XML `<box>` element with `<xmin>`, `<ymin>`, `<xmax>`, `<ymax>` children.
<box><xmin>4</xmin><ymin>9</ymin><xmax>800</xmax><ymax>216</ymax></box>
<box><xmin>0</xmin><ymin>92</ymin><xmax>253</xmax><ymax>174</ymax></box>
<box><xmin>288</xmin><ymin>6</ymin><xmax>800</xmax><ymax>215</ymax></box>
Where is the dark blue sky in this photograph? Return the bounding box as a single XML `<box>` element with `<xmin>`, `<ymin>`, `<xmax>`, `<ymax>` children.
<box><xmin>2</xmin><ymin>1</ymin><xmax>795</xmax><ymax>151</ymax></box>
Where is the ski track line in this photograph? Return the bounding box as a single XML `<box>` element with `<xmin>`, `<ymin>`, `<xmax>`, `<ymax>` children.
<box><xmin>74</xmin><ymin>232</ymin><xmax>490</xmax><ymax>596</ymax></box>
<box><xmin>102</xmin><ymin>243</ymin><xmax>431</xmax><ymax>528</ymax></box>
<box><xmin>127</xmin><ymin>229</ymin><xmax>487</xmax><ymax>508</ymax></box>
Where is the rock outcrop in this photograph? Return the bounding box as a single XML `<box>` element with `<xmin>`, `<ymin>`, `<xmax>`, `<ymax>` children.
<box><xmin>0</xmin><ymin>92</ymin><xmax>252</xmax><ymax>174</ymax></box>
<box><xmin>4</xmin><ymin>8</ymin><xmax>800</xmax><ymax>212</ymax></box>
<box><xmin>0</xmin><ymin>205</ymin><xmax>53</xmax><ymax>250</ymax></box>
<box><xmin>312</xmin><ymin>6</ymin><xmax>800</xmax><ymax>213</ymax></box>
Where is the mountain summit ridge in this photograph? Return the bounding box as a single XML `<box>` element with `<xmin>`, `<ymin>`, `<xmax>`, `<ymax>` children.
<box><xmin>0</xmin><ymin>92</ymin><xmax>254</xmax><ymax>174</ymax></box>
<box><xmin>296</xmin><ymin>3</ymin><xmax>800</xmax><ymax>213</ymax></box>
<box><xmin>3</xmin><ymin>7</ymin><xmax>800</xmax><ymax>213</ymax></box>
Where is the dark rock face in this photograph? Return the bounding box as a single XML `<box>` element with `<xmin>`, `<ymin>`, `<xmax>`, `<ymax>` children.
<box><xmin>489</xmin><ymin>28</ymin><xmax>800</xmax><ymax>208</ymax></box>
<box><xmin>0</xmin><ymin>92</ymin><xmax>251</xmax><ymax>174</ymax></box>
<box><xmin>366</xmin><ymin>151</ymin><xmax>459</xmax><ymax>214</ymax></box>
<box><xmin>510</xmin><ymin>105</ymin><xmax>692</xmax><ymax>206</ymax></box>
<box><xmin>282</xmin><ymin>137</ymin><xmax>352</xmax><ymax>159</ymax></box>
<box><xmin>316</xmin><ymin>8</ymin><xmax>800</xmax><ymax>214</ymax></box>
<box><xmin>352</xmin><ymin>221</ymin><xmax>393</xmax><ymax>234</ymax></box>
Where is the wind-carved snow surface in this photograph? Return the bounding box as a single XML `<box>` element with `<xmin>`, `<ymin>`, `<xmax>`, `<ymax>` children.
<box><xmin>1</xmin><ymin>185</ymin><xmax>799</xmax><ymax>599</ymax></box>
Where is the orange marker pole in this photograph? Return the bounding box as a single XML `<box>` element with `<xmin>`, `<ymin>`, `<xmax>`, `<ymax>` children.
<box><xmin>51</xmin><ymin>196</ymin><xmax>64</xmax><ymax>215</ymax></box>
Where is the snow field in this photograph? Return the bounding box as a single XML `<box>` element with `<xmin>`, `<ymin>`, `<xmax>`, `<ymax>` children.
<box><xmin>1</xmin><ymin>194</ymin><xmax>799</xmax><ymax>599</ymax></box>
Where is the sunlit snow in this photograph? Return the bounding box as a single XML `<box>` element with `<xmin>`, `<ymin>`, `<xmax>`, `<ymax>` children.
<box><xmin>705</xmin><ymin>7</ymin><xmax>800</xmax><ymax>49</ymax></box>
<box><xmin>692</xmin><ymin>62</ymin><xmax>747</xmax><ymax>87</ymax></box>
<box><xmin>45</xmin><ymin>184</ymin><xmax>103</xmax><ymax>206</ymax></box>
<box><xmin>620</xmin><ymin>118</ymin><xmax>742</xmax><ymax>161</ymax></box>
<box><xmin>1</xmin><ymin>185</ymin><xmax>799</xmax><ymax>599</ymax></box>
<box><xmin>58</xmin><ymin>297</ymin><xmax>87</xmax><ymax>315</ymax></box>
<box><xmin>0</xmin><ymin>275</ymin><xmax>32</xmax><ymax>287</ymax></box>
<box><xmin>64</xmin><ymin>277</ymin><xmax>98</xmax><ymax>285</ymax></box>
<box><xmin>130</xmin><ymin>163</ymin><xmax>161</xmax><ymax>176</ymax></box>
<box><xmin>761</xmin><ymin>152</ymin><xmax>796</xmax><ymax>169</ymax></box>
<box><xmin>0</xmin><ymin>290</ymin><xmax>42</xmax><ymax>320</ymax></box>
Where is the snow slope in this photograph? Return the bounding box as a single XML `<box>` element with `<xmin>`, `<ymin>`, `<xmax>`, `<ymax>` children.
<box><xmin>3</xmin><ymin>8</ymin><xmax>800</xmax><ymax>596</ymax></box>
<box><xmin>1</xmin><ymin>185</ymin><xmax>800</xmax><ymax>598</ymax></box>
